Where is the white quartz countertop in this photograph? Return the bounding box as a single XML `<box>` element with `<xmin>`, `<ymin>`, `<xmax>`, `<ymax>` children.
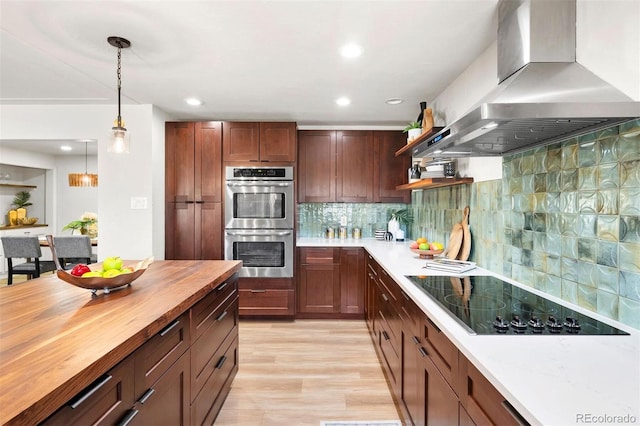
<box><xmin>297</xmin><ymin>237</ymin><xmax>640</xmax><ymax>426</ymax></box>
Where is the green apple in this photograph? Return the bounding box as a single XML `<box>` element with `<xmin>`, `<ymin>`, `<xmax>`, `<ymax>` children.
<box><xmin>103</xmin><ymin>269</ymin><xmax>122</xmax><ymax>278</ymax></box>
<box><xmin>103</xmin><ymin>256</ymin><xmax>123</xmax><ymax>271</ymax></box>
<box><xmin>418</xmin><ymin>242</ymin><xmax>429</xmax><ymax>250</ymax></box>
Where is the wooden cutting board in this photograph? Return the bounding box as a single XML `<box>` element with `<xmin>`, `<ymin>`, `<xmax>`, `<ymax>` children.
<box><xmin>444</xmin><ymin>222</ymin><xmax>463</xmax><ymax>260</ymax></box>
<box><xmin>457</xmin><ymin>206</ymin><xmax>471</xmax><ymax>261</ymax></box>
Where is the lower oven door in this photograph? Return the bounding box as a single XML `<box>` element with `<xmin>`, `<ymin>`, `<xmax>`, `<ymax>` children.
<box><xmin>224</xmin><ymin>229</ymin><xmax>294</xmax><ymax>278</ymax></box>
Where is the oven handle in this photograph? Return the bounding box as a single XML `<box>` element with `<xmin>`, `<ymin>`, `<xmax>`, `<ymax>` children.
<box><xmin>226</xmin><ymin>181</ymin><xmax>292</xmax><ymax>187</ymax></box>
<box><xmin>225</xmin><ymin>230</ymin><xmax>292</xmax><ymax>236</ymax></box>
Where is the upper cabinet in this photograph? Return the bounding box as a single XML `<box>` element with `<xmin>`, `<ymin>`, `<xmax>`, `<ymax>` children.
<box><xmin>222</xmin><ymin>122</ymin><xmax>297</xmax><ymax>163</ymax></box>
<box><xmin>298</xmin><ymin>130</ymin><xmax>409</xmax><ymax>203</ymax></box>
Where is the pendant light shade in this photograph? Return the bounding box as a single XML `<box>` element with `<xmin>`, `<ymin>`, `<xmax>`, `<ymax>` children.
<box><xmin>107</xmin><ymin>36</ymin><xmax>131</xmax><ymax>153</ymax></box>
<box><xmin>68</xmin><ymin>142</ymin><xmax>98</xmax><ymax>187</ymax></box>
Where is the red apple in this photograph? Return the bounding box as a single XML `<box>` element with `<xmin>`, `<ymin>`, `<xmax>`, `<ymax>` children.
<box><xmin>70</xmin><ymin>264</ymin><xmax>91</xmax><ymax>277</ymax></box>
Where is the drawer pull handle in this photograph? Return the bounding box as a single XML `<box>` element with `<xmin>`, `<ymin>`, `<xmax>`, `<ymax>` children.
<box><xmin>250</xmin><ymin>289</ymin><xmax>267</xmax><ymax>293</ymax></box>
<box><xmin>117</xmin><ymin>409</ymin><xmax>139</xmax><ymax>426</ymax></box>
<box><xmin>418</xmin><ymin>346</ymin><xmax>428</xmax><ymax>358</ymax></box>
<box><xmin>159</xmin><ymin>319</ymin><xmax>180</xmax><ymax>337</ymax></box>
<box><xmin>216</xmin><ymin>310</ymin><xmax>228</xmax><ymax>321</ymax></box>
<box><xmin>501</xmin><ymin>400</ymin><xmax>530</xmax><ymax>426</ymax></box>
<box><xmin>69</xmin><ymin>374</ymin><xmax>112</xmax><ymax>409</ymax></box>
<box><xmin>216</xmin><ymin>282</ymin><xmax>229</xmax><ymax>291</ymax></box>
<box><xmin>426</xmin><ymin>316</ymin><xmax>441</xmax><ymax>333</ymax></box>
<box><xmin>381</xmin><ymin>293</ymin><xmax>389</xmax><ymax>302</ymax></box>
<box><xmin>382</xmin><ymin>331</ymin><xmax>390</xmax><ymax>341</ymax></box>
<box><xmin>401</xmin><ymin>291</ymin><xmax>409</xmax><ymax>300</ymax></box>
<box><xmin>138</xmin><ymin>388</ymin><xmax>155</xmax><ymax>404</ymax></box>
<box><xmin>216</xmin><ymin>355</ymin><xmax>228</xmax><ymax>369</ymax></box>
<box><xmin>411</xmin><ymin>335</ymin><xmax>420</xmax><ymax>345</ymax></box>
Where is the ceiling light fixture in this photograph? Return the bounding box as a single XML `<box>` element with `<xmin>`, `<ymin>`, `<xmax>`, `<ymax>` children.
<box><xmin>385</xmin><ymin>98</ymin><xmax>404</xmax><ymax>105</ymax></box>
<box><xmin>336</xmin><ymin>97</ymin><xmax>351</xmax><ymax>106</ymax></box>
<box><xmin>68</xmin><ymin>141</ymin><xmax>98</xmax><ymax>187</ymax></box>
<box><xmin>107</xmin><ymin>36</ymin><xmax>131</xmax><ymax>154</ymax></box>
<box><xmin>340</xmin><ymin>43</ymin><xmax>363</xmax><ymax>58</ymax></box>
<box><xmin>60</xmin><ymin>145</ymin><xmax>72</xmax><ymax>151</ymax></box>
<box><xmin>185</xmin><ymin>98</ymin><xmax>203</xmax><ymax>106</ymax></box>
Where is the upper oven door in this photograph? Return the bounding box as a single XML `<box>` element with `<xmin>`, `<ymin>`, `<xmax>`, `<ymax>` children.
<box><xmin>225</xmin><ymin>180</ymin><xmax>294</xmax><ymax>229</ymax></box>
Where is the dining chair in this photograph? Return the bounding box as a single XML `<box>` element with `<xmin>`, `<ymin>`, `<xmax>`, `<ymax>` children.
<box><xmin>1</xmin><ymin>236</ymin><xmax>57</xmax><ymax>285</ymax></box>
<box><xmin>51</xmin><ymin>235</ymin><xmax>93</xmax><ymax>270</ymax></box>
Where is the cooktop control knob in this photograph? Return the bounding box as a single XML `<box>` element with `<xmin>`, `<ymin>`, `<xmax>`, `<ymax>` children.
<box><xmin>564</xmin><ymin>316</ymin><xmax>581</xmax><ymax>333</ymax></box>
<box><xmin>528</xmin><ymin>316</ymin><xmax>545</xmax><ymax>332</ymax></box>
<box><xmin>493</xmin><ymin>316</ymin><xmax>509</xmax><ymax>332</ymax></box>
<box><xmin>545</xmin><ymin>315</ymin><xmax>563</xmax><ymax>333</ymax></box>
<box><xmin>510</xmin><ymin>315</ymin><xmax>528</xmax><ymax>331</ymax></box>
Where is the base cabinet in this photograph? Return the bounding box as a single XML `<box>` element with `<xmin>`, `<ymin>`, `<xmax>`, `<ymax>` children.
<box><xmin>41</xmin><ymin>276</ymin><xmax>239</xmax><ymax>426</ymax></box>
<box><xmin>297</xmin><ymin>247</ymin><xmax>365</xmax><ymax>318</ymax></box>
<box><xmin>238</xmin><ymin>277</ymin><xmax>295</xmax><ymax>317</ymax></box>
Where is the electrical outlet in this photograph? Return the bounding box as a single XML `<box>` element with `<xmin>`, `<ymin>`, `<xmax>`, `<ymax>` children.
<box><xmin>130</xmin><ymin>197</ymin><xmax>147</xmax><ymax>209</ymax></box>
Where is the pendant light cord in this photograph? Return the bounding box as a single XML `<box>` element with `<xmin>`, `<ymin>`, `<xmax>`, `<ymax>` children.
<box><xmin>116</xmin><ymin>45</ymin><xmax>122</xmax><ymax>128</ymax></box>
<box><xmin>84</xmin><ymin>142</ymin><xmax>88</xmax><ymax>174</ymax></box>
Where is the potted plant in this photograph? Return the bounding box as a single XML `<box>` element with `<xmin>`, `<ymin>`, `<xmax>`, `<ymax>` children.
<box><xmin>9</xmin><ymin>190</ymin><xmax>32</xmax><ymax>225</ymax></box>
<box><xmin>388</xmin><ymin>208</ymin><xmax>414</xmax><ymax>240</ymax></box>
<box><xmin>403</xmin><ymin>121</ymin><xmax>423</xmax><ymax>142</ymax></box>
<box><xmin>62</xmin><ymin>212</ymin><xmax>98</xmax><ymax>237</ymax></box>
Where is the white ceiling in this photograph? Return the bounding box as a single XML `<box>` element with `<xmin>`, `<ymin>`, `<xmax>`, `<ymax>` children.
<box><xmin>0</xmin><ymin>0</ymin><xmax>498</xmax><ymax>155</ymax></box>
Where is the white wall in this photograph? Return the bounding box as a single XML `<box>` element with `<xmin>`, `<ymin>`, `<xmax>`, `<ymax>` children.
<box><xmin>0</xmin><ymin>104</ymin><xmax>158</xmax><ymax>261</ymax></box>
<box><xmin>429</xmin><ymin>0</ymin><xmax>640</xmax><ymax>182</ymax></box>
<box><xmin>151</xmin><ymin>106</ymin><xmax>170</xmax><ymax>260</ymax></box>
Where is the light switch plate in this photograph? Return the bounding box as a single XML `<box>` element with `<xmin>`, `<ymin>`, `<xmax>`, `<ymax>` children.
<box><xmin>130</xmin><ymin>197</ymin><xmax>147</xmax><ymax>209</ymax></box>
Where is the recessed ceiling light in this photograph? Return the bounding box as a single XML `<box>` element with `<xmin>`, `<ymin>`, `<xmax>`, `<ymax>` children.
<box><xmin>336</xmin><ymin>97</ymin><xmax>351</xmax><ymax>106</ymax></box>
<box><xmin>339</xmin><ymin>43</ymin><xmax>363</xmax><ymax>59</ymax></box>
<box><xmin>385</xmin><ymin>98</ymin><xmax>404</xmax><ymax>105</ymax></box>
<box><xmin>60</xmin><ymin>145</ymin><xmax>72</xmax><ymax>151</ymax></box>
<box><xmin>185</xmin><ymin>98</ymin><xmax>203</xmax><ymax>106</ymax></box>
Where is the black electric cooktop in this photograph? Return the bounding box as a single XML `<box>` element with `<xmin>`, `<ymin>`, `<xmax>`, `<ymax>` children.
<box><xmin>405</xmin><ymin>275</ymin><xmax>629</xmax><ymax>336</ymax></box>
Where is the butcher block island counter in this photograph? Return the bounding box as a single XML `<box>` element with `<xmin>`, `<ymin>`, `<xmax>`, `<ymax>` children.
<box><xmin>0</xmin><ymin>260</ymin><xmax>242</xmax><ymax>426</ymax></box>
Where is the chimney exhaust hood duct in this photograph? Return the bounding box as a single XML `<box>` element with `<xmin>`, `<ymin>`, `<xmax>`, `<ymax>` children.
<box><xmin>413</xmin><ymin>0</ymin><xmax>640</xmax><ymax>158</ymax></box>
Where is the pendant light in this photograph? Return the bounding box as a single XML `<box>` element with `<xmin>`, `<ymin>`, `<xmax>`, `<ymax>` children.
<box><xmin>107</xmin><ymin>36</ymin><xmax>131</xmax><ymax>153</ymax></box>
<box><xmin>68</xmin><ymin>142</ymin><xmax>98</xmax><ymax>187</ymax></box>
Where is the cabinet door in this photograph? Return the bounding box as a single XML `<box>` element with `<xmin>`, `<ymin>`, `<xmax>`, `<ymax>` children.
<box><xmin>297</xmin><ymin>130</ymin><xmax>336</xmax><ymax>202</ymax></box>
<box><xmin>336</xmin><ymin>131</ymin><xmax>374</xmax><ymax>202</ymax></box>
<box><xmin>259</xmin><ymin>122</ymin><xmax>297</xmax><ymax>162</ymax></box>
<box><xmin>166</xmin><ymin>201</ymin><xmax>196</xmax><ymax>260</ymax></box>
<box><xmin>403</xmin><ymin>333</ymin><xmax>425</xmax><ymax>426</ymax></box>
<box><xmin>131</xmin><ymin>350</ymin><xmax>191</xmax><ymax>426</ymax></box>
<box><xmin>198</xmin><ymin>202</ymin><xmax>223</xmax><ymax>260</ymax></box>
<box><xmin>166</xmin><ymin>122</ymin><xmax>195</xmax><ymax>203</ymax></box>
<box><xmin>298</xmin><ymin>263</ymin><xmax>341</xmax><ymax>313</ymax></box>
<box><xmin>373</xmin><ymin>131</ymin><xmax>410</xmax><ymax>203</ymax></box>
<box><xmin>196</xmin><ymin>121</ymin><xmax>223</xmax><ymax>203</ymax></box>
<box><xmin>339</xmin><ymin>247</ymin><xmax>365</xmax><ymax>314</ymax></box>
<box><xmin>424</xmin><ymin>349</ymin><xmax>459</xmax><ymax>425</ymax></box>
<box><xmin>222</xmin><ymin>122</ymin><xmax>260</xmax><ymax>161</ymax></box>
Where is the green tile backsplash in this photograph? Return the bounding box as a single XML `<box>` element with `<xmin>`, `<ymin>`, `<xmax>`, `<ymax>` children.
<box><xmin>409</xmin><ymin>118</ymin><xmax>640</xmax><ymax>329</ymax></box>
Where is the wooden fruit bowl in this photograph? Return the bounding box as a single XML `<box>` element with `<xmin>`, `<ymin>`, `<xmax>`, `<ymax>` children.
<box><xmin>56</xmin><ymin>257</ymin><xmax>154</xmax><ymax>295</ymax></box>
<box><xmin>411</xmin><ymin>248</ymin><xmax>444</xmax><ymax>259</ymax></box>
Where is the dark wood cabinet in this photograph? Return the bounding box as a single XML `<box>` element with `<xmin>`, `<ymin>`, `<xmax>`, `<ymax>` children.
<box><xmin>336</xmin><ymin>131</ymin><xmax>374</xmax><ymax>202</ymax></box>
<box><xmin>238</xmin><ymin>277</ymin><xmax>295</xmax><ymax>317</ymax></box>
<box><xmin>297</xmin><ymin>247</ymin><xmax>365</xmax><ymax>317</ymax></box>
<box><xmin>223</xmin><ymin>122</ymin><xmax>296</xmax><ymax>162</ymax></box>
<box><xmin>166</xmin><ymin>121</ymin><xmax>223</xmax><ymax>260</ymax></box>
<box><xmin>298</xmin><ymin>130</ymin><xmax>408</xmax><ymax>203</ymax></box>
<box><xmin>373</xmin><ymin>131</ymin><xmax>411</xmax><ymax>203</ymax></box>
<box><xmin>297</xmin><ymin>130</ymin><xmax>337</xmax><ymax>202</ymax></box>
<box><xmin>41</xmin><ymin>275</ymin><xmax>239</xmax><ymax>426</ymax></box>
<box><xmin>339</xmin><ymin>247</ymin><xmax>365</xmax><ymax>314</ymax></box>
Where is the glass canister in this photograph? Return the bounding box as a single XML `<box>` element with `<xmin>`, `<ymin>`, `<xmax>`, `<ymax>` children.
<box><xmin>339</xmin><ymin>227</ymin><xmax>347</xmax><ymax>239</ymax></box>
<box><xmin>326</xmin><ymin>227</ymin><xmax>335</xmax><ymax>239</ymax></box>
<box><xmin>352</xmin><ymin>227</ymin><xmax>362</xmax><ymax>239</ymax></box>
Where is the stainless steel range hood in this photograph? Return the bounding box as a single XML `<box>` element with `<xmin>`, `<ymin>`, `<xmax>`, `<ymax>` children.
<box><xmin>413</xmin><ymin>0</ymin><xmax>640</xmax><ymax>158</ymax></box>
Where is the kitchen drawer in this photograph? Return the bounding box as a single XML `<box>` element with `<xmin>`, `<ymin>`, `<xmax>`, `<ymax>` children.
<box><xmin>398</xmin><ymin>287</ymin><xmax>420</xmax><ymax>337</ymax></box>
<box><xmin>134</xmin><ymin>311</ymin><xmax>191</xmax><ymax>400</ymax></box>
<box><xmin>191</xmin><ymin>292</ymin><xmax>238</xmax><ymax>400</ymax></box>
<box><xmin>377</xmin><ymin>310</ymin><xmax>401</xmax><ymax>395</ymax></box>
<box><xmin>191</xmin><ymin>277</ymin><xmax>237</xmax><ymax>341</ymax></box>
<box><xmin>377</xmin><ymin>266</ymin><xmax>401</xmax><ymax>304</ymax></box>
<box><xmin>41</xmin><ymin>356</ymin><xmax>135</xmax><ymax>426</ymax></box>
<box><xmin>191</xmin><ymin>332</ymin><xmax>239</xmax><ymax>426</ymax></box>
<box><xmin>461</xmin><ymin>357</ymin><xmax>527</xmax><ymax>426</ymax></box>
<box><xmin>423</xmin><ymin>314</ymin><xmax>459</xmax><ymax>393</ymax></box>
<box><xmin>239</xmin><ymin>288</ymin><xmax>294</xmax><ymax>316</ymax></box>
<box><xmin>299</xmin><ymin>247</ymin><xmax>339</xmax><ymax>264</ymax></box>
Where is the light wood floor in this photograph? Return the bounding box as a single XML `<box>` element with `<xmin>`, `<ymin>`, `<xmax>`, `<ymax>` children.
<box><xmin>215</xmin><ymin>320</ymin><xmax>403</xmax><ymax>426</ymax></box>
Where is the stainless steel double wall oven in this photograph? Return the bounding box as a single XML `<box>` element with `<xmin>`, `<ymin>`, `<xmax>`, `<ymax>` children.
<box><xmin>224</xmin><ymin>166</ymin><xmax>294</xmax><ymax>278</ymax></box>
